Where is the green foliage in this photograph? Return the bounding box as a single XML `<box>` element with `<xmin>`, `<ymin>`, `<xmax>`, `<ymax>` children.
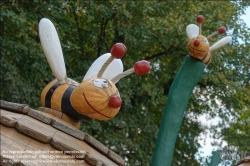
<box><xmin>1</xmin><ymin>1</ymin><xmax>249</xmax><ymax>165</ymax></box>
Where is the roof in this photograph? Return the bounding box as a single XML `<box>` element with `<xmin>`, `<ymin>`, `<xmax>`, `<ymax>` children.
<box><xmin>0</xmin><ymin>100</ymin><xmax>124</xmax><ymax>166</ymax></box>
<box><xmin>234</xmin><ymin>156</ymin><xmax>250</xmax><ymax>166</ymax></box>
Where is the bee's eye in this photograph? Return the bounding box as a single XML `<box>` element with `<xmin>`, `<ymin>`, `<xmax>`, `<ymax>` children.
<box><xmin>93</xmin><ymin>78</ymin><xmax>109</xmax><ymax>88</ymax></box>
<box><xmin>204</xmin><ymin>37</ymin><xmax>209</xmax><ymax>45</ymax></box>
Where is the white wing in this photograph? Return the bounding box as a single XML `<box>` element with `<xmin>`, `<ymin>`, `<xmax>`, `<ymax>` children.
<box><xmin>209</xmin><ymin>36</ymin><xmax>232</xmax><ymax>52</ymax></box>
<box><xmin>186</xmin><ymin>24</ymin><xmax>199</xmax><ymax>39</ymax></box>
<box><xmin>83</xmin><ymin>53</ymin><xmax>123</xmax><ymax>81</ymax></box>
<box><xmin>39</xmin><ymin>18</ymin><xmax>67</xmax><ymax>84</ymax></box>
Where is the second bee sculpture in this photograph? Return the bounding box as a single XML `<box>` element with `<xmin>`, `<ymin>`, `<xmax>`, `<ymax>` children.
<box><xmin>152</xmin><ymin>15</ymin><xmax>232</xmax><ymax>166</ymax></box>
<box><xmin>186</xmin><ymin>15</ymin><xmax>232</xmax><ymax>64</ymax></box>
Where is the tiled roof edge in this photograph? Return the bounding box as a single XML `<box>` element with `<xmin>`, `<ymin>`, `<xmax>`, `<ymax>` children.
<box><xmin>0</xmin><ymin>100</ymin><xmax>124</xmax><ymax>166</ymax></box>
<box><xmin>234</xmin><ymin>156</ymin><xmax>250</xmax><ymax>166</ymax></box>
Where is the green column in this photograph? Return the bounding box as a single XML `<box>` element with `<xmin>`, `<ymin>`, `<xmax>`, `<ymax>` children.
<box><xmin>152</xmin><ymin>56</ymin><xmax>205</xmax><ymax>166</ymax></box>
<box><xmin>209</xmin><ymin>151</ymin><xmax>221</xmax><ymax>166</ymax></box>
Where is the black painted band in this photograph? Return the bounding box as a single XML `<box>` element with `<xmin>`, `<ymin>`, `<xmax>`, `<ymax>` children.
<box><xmin>45</xmin><ymin>82</ymin><xmax>60</xmax><ymax>108</ymax></box>
<box><xmin>201</xmin><ymin>53</ymin><xmax>208</xmax><ymax>61</ymax></box>
<box><xmin>61</xmin><ymin>86</ymin><xmax>91</xmax><ymax>122</ymax></box>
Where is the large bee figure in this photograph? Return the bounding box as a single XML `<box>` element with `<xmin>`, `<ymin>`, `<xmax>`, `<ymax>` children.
<box><xmin>39</xmin><ymin>18</ymin><xmax>150</xmax><ymax>121</ymax></box>
<box><xmin>186</xmin><ymin>15</ymin><xmax>232</xmax><ymax>64</ymax></box>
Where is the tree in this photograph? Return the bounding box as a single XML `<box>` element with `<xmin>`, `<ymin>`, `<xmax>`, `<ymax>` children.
<box><xmin>1</xmin><ymin>1</ymin><xmax>249</xmax><ymax>165</ymax></box>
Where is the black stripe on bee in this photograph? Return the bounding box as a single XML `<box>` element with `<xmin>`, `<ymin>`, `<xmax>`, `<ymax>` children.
<box><xmin>44</xmin><ymin>82</ymin><xmax>91</xmax><ymax>122</ymax></box>
<box><xmin>201</xmin><ymin>53</ymin><xmax>211</xmax><ymax>64</ymax></box>
<box><xmin>201</xmin><ymin>53</ymin><xmax>208</xmax><ymax>61</ymax></box>
<box><xmin>45</xmin><ymin>82</ymin><xmax>60</xmax><ymax>108</ymax></box>
<box><xmin>61</xmin><ymin>85</ymin><xmax>91</xmax><ymax>122</ymax></box>
<box><xmin>204</xmin><ymin>56</ymin><xmax>211</xmax><ymax>65</ymax></box>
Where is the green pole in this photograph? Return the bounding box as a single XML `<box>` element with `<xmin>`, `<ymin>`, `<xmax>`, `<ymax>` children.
<box><xmin>209</xmin><ymin>151</ymin><xmax>221</xmax><ymax>166</ymax></box>
<box><xmin>152</xmin><ymin>56</ymin><xmax>205</xmax><ymax>166</ymax></box>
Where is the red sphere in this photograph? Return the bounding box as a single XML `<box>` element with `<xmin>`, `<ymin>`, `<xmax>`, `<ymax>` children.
<box><xmin>110</xmin><ymin>43</ymin><xmax>127</xmax><ymax>59</ymax></box>
<box><xmin>218</xmin><ymin>27</ymin><xmax>226</xmax><ymax>34</ymax></box>
<box><xmin>197</xmin><ymin>15</ymin><xmax>204</xmax><ymax>23</ymax></box>
<box><xmin>194</xmin><ymin>39</ymin><xmax>200</xmax><ymax>46</ymax></box>
<box><xmin>134</xmin><ymin>60</ymin><xmax>150</xmax><ymax>76</ymax></box>
<box><xmin>108</xmin><ymin>95</ymin><xmax>122</xmax><ymax>108</ymax></box>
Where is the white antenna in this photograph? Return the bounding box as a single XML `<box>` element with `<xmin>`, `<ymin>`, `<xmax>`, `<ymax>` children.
<box><xmin>209</xmin><ymin>36</ymin><xmax>232</xmax><ymax>52</ymax></box>
<box><xmin>39</xmin><ymin>18</ymin><xmax>67</xmax><ymax>84</ymax></box>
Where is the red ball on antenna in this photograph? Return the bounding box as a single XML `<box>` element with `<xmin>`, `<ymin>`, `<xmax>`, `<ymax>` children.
<box><xmin>197</xmin><ymin>15</ymin><xmax>204</xmax><ymax>23</ymax></box>
<box><xmin>218</xmin><ymin>27</ymin><xmax>226</xmax><ymax>34</ymax></box>
<box><xmin>134</xmin><ymin>60</ymin><xmax>150</xmax><ymax>76</ymax></box>
<box><xmin>110</xmin><ymin>43</ymin><xmax>127</xmax><ymax>59</ymax></box>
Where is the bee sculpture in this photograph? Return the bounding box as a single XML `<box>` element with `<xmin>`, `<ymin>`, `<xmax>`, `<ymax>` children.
<box><xmin>39</xmin><ymin>18</ymin><xmax>150</xmax><ymax>121</ymax></box>
<box><xmin>186</xmin><ymin>15</ymin><xmax>232</xmax><ymax>64</ymax></box>
<box><xmin>151</xmin><ymin>15</ymin><xmax>232</xmax><ymax>166</ymax></box>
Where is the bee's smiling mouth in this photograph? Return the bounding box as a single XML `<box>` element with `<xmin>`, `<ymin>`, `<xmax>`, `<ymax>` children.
<box><xmin>188</xmin><ymin>45</ymin><xmax>207</xmax><ymax>52</ymax></box>
<box><xmin>82</xmin><ymin>93</ymin><xmax>110</xmax><ymax>119</ymax></box>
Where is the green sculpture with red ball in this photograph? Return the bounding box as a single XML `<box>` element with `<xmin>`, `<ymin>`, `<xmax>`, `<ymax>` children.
<box><xmin>151</xmin><ymin>15</ymin><xmax>231</xmax><ymax>166</ymax></box>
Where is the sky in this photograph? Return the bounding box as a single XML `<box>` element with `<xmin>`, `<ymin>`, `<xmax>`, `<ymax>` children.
<box><xmin>197</xmin><ymin>6</ymin><xmax>250</xmax><ymax>163</ymax></box>
<box><xmin>241</xmin><ymin>7</ymin><xmax>250</xmax><ymax>27</ymax></box>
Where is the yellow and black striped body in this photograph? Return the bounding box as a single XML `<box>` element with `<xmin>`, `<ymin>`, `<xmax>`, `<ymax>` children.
<box><xmin>40</xmin><ymin>79</ymin><xmax>91</xmax><ymax>121</ymax></box>
<box><xmin>41</xmin><ymin>77</ymin><xmax>121</xmax><ymax>121</ymax></box>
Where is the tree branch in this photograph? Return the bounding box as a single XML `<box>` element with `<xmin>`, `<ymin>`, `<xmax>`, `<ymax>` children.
<box><xmin>73</xmin><ymin>6</ymin><xmax>84</xmax><ymax>58</ymax></box>
<box><xmin>97</xmin><ymin>18</ymin><xmax>105</xmax><ymax>58</ymax></box>
<box><xmin>97</xmin><ymin>14</ymin><xmax>115</xmax><ymax>58</ymax></box>
<box><xmin>144</xmin><ymin>46</ymin><xmax>174</xmax><ymax>60</ymax></box>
